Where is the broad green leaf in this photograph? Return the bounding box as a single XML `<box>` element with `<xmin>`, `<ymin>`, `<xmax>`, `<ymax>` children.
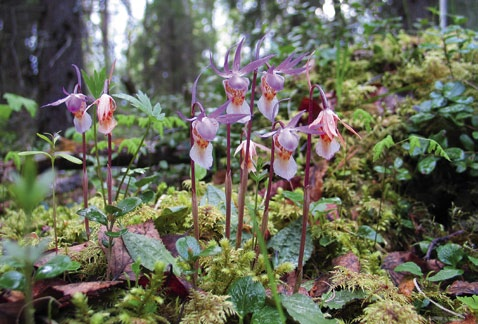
<box><xmin>198</xmin><ymin>244</ymin><xmax>221</xmax><ymax>257</ymax></box>
<box><xmin>194</xmin><ymin>164</ymin><xmax>207</xmax><ymax>181</ymax></box>
<box><xmin>105</xmin><ymin>229</ymin><xmax>128</xmax><ymax>238</ymax></box>
<box><xmin>282</xmin><ymin>190</ymin><xmax>304</xmax><ymax>206</ymax></box>
<box><xmin>268</xmin><ymin>218</ymin><xmax>313</xmax><ymax>268</ymax></box>
<box><xmin>394</xmin><ymin>262</ymin><xmax>423</xmax><ymax>276</ymax></box>
<box><xmin>418</xmin><ymin>156</ymin><xmax>438</xmax><ymax>174</ymax></box>
<box><xmin>135</xmin><ymin>174</ymin><xmax>160</xmax><ymax>188</ymax></box>
<box><xmin>282</xmin><ymin>294</ymin><xmax>336</xmax><ymax>324</ymax></box>
<box><xmin>114</xmin><ymin>197</ymin><xmax>142</xmax><ymax>217</ymax></box>
<box><xmin>77</xmin><ymin>206</ymin><xmax>108</xmax><ymax>226</ymax></box>
<box><xmin>445</xmin><ymin>147</ymin><xmax>465</xmax><ymax>161</ymax></box>
<box><xmin>427</xmin><ymin>268</ymin><xmax>463</xmax><ymax>282</ymax></box>
<box><xmin>251</xmin><ymin>305</ymin><xmax>283</xmax><ymax>324</ymax></box>
<box><xmin>443</xmin><ymin>81</ymin><xmax>465</xmax><ymax>99</ymax></box>
<box><xmin>459</xmin><ymin>134</ymin><xmax>475</xmax><ymax>151</ymax></box>
<box><xmin>357</xmin><ymin>225</ymin><xmax>384</xmax><ymax>243</ymax></box>
<box><xmin>0</xmin><ymin>271</ymin><xmax>25</xmax><ymax>290</ymax></box>
<box><xmin>228</xmin><ymin>276</ymin><xmax>265</xmax><ymax>318</ymax></box>
<box><xmin>201</xmin><ymin>184</ymin><xmax>237</xmax><ymax>217</ymax></box>
<box><xmin>176</xmin><ymin>236</ymin><xmax>201</xmax><ymax>261</ymax></box>
<box><xmin>122</xmin><ymin>231</ymin><xmax>179</xmax><ymax>275</ymax></box>
<box><xmin>35</xmin><ymin>255</ymin><xmax>77</xmax><ymax>280</ymax></box>
<box><xmin>437</xmin><ymin>243</ymin><xmax>464</xmax><ymax>267</ymax></box>
<box><xmin>321</xmin><ymin>289</ymin><xmax>366</xmax><ymax>310</ymax></box>
<box><xmin>310</xmin><ymin>197</ymin><xmax>342</xmax><ymax>219</ymax></box>
<box><xmin>55</xmin><ymin>152</ymin><xmax>82</xmax><ymax>164</ymax></box>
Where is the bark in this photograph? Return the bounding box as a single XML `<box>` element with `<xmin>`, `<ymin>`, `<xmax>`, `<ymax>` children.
<box><xmin>37</xmin><ymin>0</ymin><xmax>84</xmax><ymax>134</ymax></box>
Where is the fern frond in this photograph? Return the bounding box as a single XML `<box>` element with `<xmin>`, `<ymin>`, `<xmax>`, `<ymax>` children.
<box><xmin>372</xmin><ymin>135</ymin><xmax>395</xmax><ymax>162</ymax></box>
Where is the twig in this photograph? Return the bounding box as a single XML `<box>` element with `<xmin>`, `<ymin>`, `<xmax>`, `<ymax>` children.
<box><xmin>413</xmin><ymin>278</ymin><xmax>464</xmax><ymax>319</ymax></box>
<box><xmin>424</xmin><ymin>230</ymin><xmax>465</xmax><ymax>260</ymax></box>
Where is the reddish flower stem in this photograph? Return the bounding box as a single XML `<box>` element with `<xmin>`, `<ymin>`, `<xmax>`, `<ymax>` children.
<box><xmin>236</xmin><ymin>69</ymin><xmax>258</xmax><ymax>248</ymax></box>
<box><xmin>295</xmin><ymin>84</ymin><xmax>327</xmax><ymax>292</ymax></box>
<box><xmin>190</xmin><ymin>103</ymin><xmax>200</xmax><ymax>242</ymax></box>
<box><xmin>225</xmin><ymin>124</ymin><xmax>232</xmax><ymax>239</ymax></box>
<box><xmin>82</xmin><ymin>132</ymin><xmax>90</xmax><ymax>240</ymax></box>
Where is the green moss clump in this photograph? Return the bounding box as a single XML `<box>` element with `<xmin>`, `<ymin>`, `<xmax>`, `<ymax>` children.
<box><xmin>181</xmin><ymin>290</ymin><xmax>236</xmax><ymax>324</ymax></box>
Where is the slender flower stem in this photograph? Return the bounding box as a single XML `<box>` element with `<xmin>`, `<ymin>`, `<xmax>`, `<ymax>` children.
<box><xmin>107</xmin><ymin>133</ymin><xmax>113</xmax><ymax>206</ymax></box>
<box><xmin>51</xmin><ymin>158</ymin><xmax>58</xmax><ymax>252</ymax></box>
<box><xmin>260</xmin><ymin>129</ymin><xmax>276</xmax><ymax>239</ymax></box>
<box><xmin>190</xmin><ymin>104</ymin><xmax>200</xmax><ymax>242</ymax></box>
<box><xmin>295</xmin><ymin>84</ymin><xmax>326</xmax><ymax>292</ymax></box>
<box><xmin>236</xmin><ymin>69</ymin><xmax>258</xmax><ymax>248</ymax></box>
<box><xmin>225</xmin><ymin>124</ymin><xmax>232</xmax><ymax>239</ymax></box>
<box><xmin>82</xmin><ymin>132</ymin><xmax>90</xmax><ymax>240</ymax></box>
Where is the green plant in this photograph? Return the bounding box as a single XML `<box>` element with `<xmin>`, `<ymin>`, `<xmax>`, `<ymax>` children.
<box><xmin>18</xmin><ymin>133</ymin><xmax>82</xmax><ymax>250</ymax></box>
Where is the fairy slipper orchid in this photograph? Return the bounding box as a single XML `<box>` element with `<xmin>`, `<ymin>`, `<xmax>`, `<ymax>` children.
<box><xmin>210</xmin><ymin>38</ymin><xmax>273</xmax><ymax>123</ymax></box>
<box><xmin>309</xmin><ymin>108</ymin><xmax>360</xmax><ymax>160</ymax></box>
<box><xmin>94</xmin><ymin>93</ymin><xmax>117</xmax><ymax>135</ymax></box>
<box><xmin>263</xmin><ymin>111</ymin><xmax>315</xmax><ymax>180</ymax></box>
<box><xmin>42</xmin><ymin>65</ymin><xmax>92</xmax><ymax>133</ymax></box>
<box><xmin>234</xmin><ymin>140</ymin><xmax>270</xmax><ymax>173</ymax></box>
<box><xmin>257</xmin><ymin>53</ymin><xmax>309</xmax><ymax>122</ymax></box>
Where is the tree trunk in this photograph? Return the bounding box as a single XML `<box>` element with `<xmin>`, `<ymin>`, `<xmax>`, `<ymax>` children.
<box><xmin>37</xmin><ymin>0</ymin><xmax>84</xmax><ymax>134</ymax></box>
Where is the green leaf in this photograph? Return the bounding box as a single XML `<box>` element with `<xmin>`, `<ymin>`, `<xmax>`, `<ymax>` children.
<box><xmin>135</xmin><ymin>174</ymin><xmax>160</xmax><ymax>188</ymax></box>
<box><xmin>321</xmin><ymin>289</ymin><xmax>366</xmax><ymax>310</ymax></box>
<box><xmin>0</xmin><ymin>271</ymin><xmax>25</xmax><ymax>290</ymax></box>
<box><xmin>372</xmin><ymin>135</ymin><xmax>395</xmax><ymax>162</ymax></box>
<box><xmin>194</xmin><ymin>164</ymin><xmax>207</xmax><ymax>181</ymax></box>
<box><xmin>357</xmin><ymin>225</ymin><xmax>384</xmax><ymax>243</ymax></box>
<box><xmin>122</xmin><ymin>231</ymin><xmax>179</xmax><ymax>274</ymax></box>
<box><xmin>3</xmin><ymin>93</ymin><xmax>38</xmax><ymax>117</ymax></box>
<box><xmin>228</xmin><ymin>276</ymin><xmax>266</xmax><ymax>318</ymax></box>
<box><xmin>437</xmin><ymin>243</ymin><xmax>464</xmax><ymax>267</ymax></box>
<box><xmin>77</xmin><ymin>206</ymin><xmax>108</xmax><ymax>226</ymax></box>
<box><xmin>282</xmin><ymin>294</ymin><xmax>336</xmax><ymax>324</ymax></box>
<box><xmin>201</xmin><ymin>184</ymin><xmax>237</xmax><ymax>218</ymax></box>
<box><xmin>282</xmin><ymin>190</ymin><xmax>304</xmax><ymax>206</ymax></box>
<box><xmin>114</xmin><ymin>91</ymin><xmax>164</xmax><ymax>121</ymax></box>
<box><xmin>114</xmin><ymin>197</ymin><xmax>142</xmax><ymax>217</ymax></box>
<box><xmin>443</xmin><ymin>81</ymin><xmax>465</xmax><ymax>99</ymax></box>
<box><xmin>55</xmin><ymin>152</ymin><xmax>82</xmax><ymax>164</ymax></box>
<box><xmin>251</xmin><ymin>306</ymin><xmax>283</xmax><ymax>324</ymax></box>
<box><xmin>418</xmin><ymin>156</ymin><xmax>438</xmax><ymax>174</ymax></box>
<box><xmin>176</xmin><ymin>236</ymin><xmax>201</xmax><ymax>261</ymax></box>
<box><xmin>268</xmin><ymin>218</ymin><xmax>313</xmax><ymax>268</ymax></box>
<box><xmin>18</xmin><ymin>150</ymin><xmax>51</xmax><ymax>159</ymax></box>
<box><xmin>105</xmin><ymin>229</ymin><xmax>127</xmax><ymax>238</ymax></box>
<box><xmin>82</xmin><ymin>68</ymin><xmax>107</xmax><ymax>99</ymax></box>
<box><xmin>427</xmin><ymin>268</ymin><xmax>463</xmax><ymax>282</ymax></box>
<box><xmin>35</xmin><ymin>255</ymin><xmax>76</xmax><ymax>280</ymax></box>
<box><xmin>394</xmin><ymin>262</ymin><xmax>423</xmax><ymax>276</ymax></box>
<box><xmin>3</xmin><ymin>239</ymin><xmax>50</xmax><ymax>265</ymax></box>
<box><xmin>445</xmin><ymin>147</ymin><xmax>465</xmax><ymax>161</ymax></box>
<box><xmin>459</xmin><ymin>134</ymin><xmax>475</xmax><ymax>151</ymax></box>
<box><xmin>467</xmin><ymin>255</ymin><xmax>478</xmax><ymax>266</ymax></box>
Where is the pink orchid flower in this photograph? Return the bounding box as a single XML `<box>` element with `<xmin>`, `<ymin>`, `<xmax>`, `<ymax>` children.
<box><xmin>179</xmin><ymin>73</ymin><xmax>249</xmax><ymax>169</ymax></box>
<box><xmin>263</xmin><ymin>111</ymin><xmax>317</xmax><ymax>180</ymax></box>
<box><xmin>42</xmin><ymin>65</ymin><xmax>92</xmax><ymax>133</ymax></box>
<box><xmin>257</xmin><ymin>53</ymin><xmax>308</xmax><ymax>122</ymax></box>
<box><xmin>95</xmin><ymin>93</ymin><xmax>118</xmax><ymax>135</ymax></box>
<box><xmin>309</xmin><ymin>108</ymin><xmax>360</xmax><ymax>160</ymax></box>
<box><xmin>234</xmin><ymin>139</ymin><xmax>270</xmax><ymax>173</ymax></box>
<box><xmin>210</xmin><ymin>38</ymin><xmax>273</xmax><ymax>123</ymax></box>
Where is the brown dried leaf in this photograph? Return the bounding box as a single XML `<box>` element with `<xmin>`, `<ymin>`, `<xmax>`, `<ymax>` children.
<box><xmin>398</xmin><ymin>278</ymin><xmax>416</xmax><ymax>298</ymax></box>
<box><xmin>332</xmin><ymin>252</ymin><xmax>360</xmax><ymax>273</ymax></box>
<box><xmin>447</xmin><ymin>281</ymin><xmax>478</xmax><ymax>296</ymax></box>
<box><xmin>99</xmin><ymin>220</ymin><xmax>161</xmax><ymax>280</ymax></box>
<box><xmin>51</xmin><ymin>281</ymin><xmax>123</xmax><ymax>303</ymax></box>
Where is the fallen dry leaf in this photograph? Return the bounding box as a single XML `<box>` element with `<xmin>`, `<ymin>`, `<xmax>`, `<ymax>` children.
<box><xmin>332</xmin><ymin>252</ymin><xmax>360</xmax><ymax>273</ymax></box>
<box><xmin>447</xmin><ymin>281</ymin><xmax>478</xmax><ymax>296</ymax></box>
<box><xmin>398</xmin><ymin>278</ymin><xmax>416</xmax><ymax>298</ymax></box>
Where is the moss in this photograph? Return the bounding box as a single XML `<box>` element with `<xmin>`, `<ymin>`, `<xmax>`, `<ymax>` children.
<box><xmin>180</xmin><ymin>290</ymin><xmax>235</xmax><ymax>324</ymax></box>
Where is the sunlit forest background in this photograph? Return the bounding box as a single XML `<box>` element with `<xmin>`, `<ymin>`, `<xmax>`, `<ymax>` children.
<box><xmin>1</xmin><ymin>0</ymin><xmax>477</xmax><ymax>152</ymax></box>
